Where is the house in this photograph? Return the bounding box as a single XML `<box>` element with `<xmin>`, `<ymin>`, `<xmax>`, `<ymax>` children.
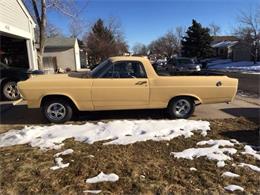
<box><xmin>211</xmin><ymin>36</ymin><xmax>252</xmax><ymax>61</ymax></box>
<box><xmin>43</xmin><ymin>37</ymin><xmax>81</xmax><ymax>73</ymax></box>
<box><xmin>231</xmin><ymin>42</ymin><xmax>251</xmax><ymax>61</ymax></box>
<box><xmin>211</xmin><ymin>36</ymin><xmax>239</xmax><ymax>59</ymax></box>
<box><xmin>0</xmin><ymin>0</ymin><xmax>38</xmax><ymax>70</ymax></box>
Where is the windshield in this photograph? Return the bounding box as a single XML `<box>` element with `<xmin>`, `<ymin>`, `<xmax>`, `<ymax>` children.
<box><xmin>91</xmin><ymin>60</ymin><xmax>113</xmax><ymax>78</ymax></box>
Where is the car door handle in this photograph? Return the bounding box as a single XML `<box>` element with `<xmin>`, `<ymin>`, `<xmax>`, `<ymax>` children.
<box><xmin>135</xmin><ymin>81</ymin><xmax>147</xmax><ymax>85</ymax></box>
<box><xmin>216</xmin><ymin>81</ymin><xmax>222</xmax><ymax>87</ymax></box>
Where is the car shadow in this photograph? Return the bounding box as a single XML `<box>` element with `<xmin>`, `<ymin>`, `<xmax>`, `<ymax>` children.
<box><xmin>0</xmin><ymin>104</ymin><xmax>168</xmax><ymax>125</ymax></box>
<box><xmin>77</xmin><ymin>109</ymin><xmax>168</xmax><ymax>121</ymax></box>
<box><xmin>221</xmin><ymin>108</ymin><xmax>260</xmax><ymax>125</ymax></box>
<box><xmin>220</xmin><ymin>128</ymin><xmax>260</xmax><ymax>147</ymax></box>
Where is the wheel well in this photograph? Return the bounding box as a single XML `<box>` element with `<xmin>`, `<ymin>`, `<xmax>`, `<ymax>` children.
<box><xmin>168</xmin><ymin>95</ymin><xmax>200</xmax><ymax>106</ymax></box>
<box><xmin>41</xmin><ymin>95</ymin><xmax>78</xmax><ymax>111</ymax></box>
<box><xmin>1</xmin><ymin>78</ymin><xmax>19</xmax><ymax>86</ymax></box>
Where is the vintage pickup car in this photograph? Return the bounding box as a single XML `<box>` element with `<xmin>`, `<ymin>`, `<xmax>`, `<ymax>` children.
<box><xmin>18</xmin><ymin>56</ymin><xmax>238</xmax><ymax>123</ymax></box>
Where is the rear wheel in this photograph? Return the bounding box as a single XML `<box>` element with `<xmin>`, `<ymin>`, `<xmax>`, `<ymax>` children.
<box><xmin>42</xmin><ymin>99</ymin><xmax>73</xmax><ymax>123</ymax></box>
<box><xmin>2</xmin><ymin>81</ymin><xmax>20</xmax><ymax>101</ymax></box>
<box><xmin>167</xmin><ymin>97</ymin><xmax>195</xmax><ymax>119</ymax></box>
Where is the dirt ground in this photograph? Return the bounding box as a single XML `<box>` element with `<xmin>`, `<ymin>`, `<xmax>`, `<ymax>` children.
<box><xmin>0</xmin><ymin>117</ymin><xmax>259</xmax><ymax>194</ymax></box>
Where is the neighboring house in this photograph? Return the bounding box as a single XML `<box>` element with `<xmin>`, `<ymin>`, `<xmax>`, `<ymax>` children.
<box><xmin>43</xmin><ymin>37</ymin><xmax>81</xmax><ymax>73</ymax></box>
<box><xmin>211</xmin><ymin>36</ymin><xmax>239</xmax><ymax>59</ymax></box>
<box><xmin>0</xmin><ymin>0</ymin><xmax>38</xmax><ymax>70</ymax></box>
<box><xmin>211</xmin><ymin>36</ymin><xmax>252</xmax><ymax>61</ymax></box>
<box><xmin>231</xmin><ymin>42</ymin><xmax>251</xmax><ymax>61</ymax></box>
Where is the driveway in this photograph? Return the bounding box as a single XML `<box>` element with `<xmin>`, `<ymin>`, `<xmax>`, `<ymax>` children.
<box><xmin>0</xmin><ymin>95</ymin><xmax>259</xmax><ymax>132</ymax></box>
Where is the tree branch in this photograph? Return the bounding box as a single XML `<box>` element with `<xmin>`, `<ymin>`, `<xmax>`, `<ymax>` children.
<box><xmin>32</xmin><ymin>0</ymin><xmax>41</xmax><ymax>26</ymax></box>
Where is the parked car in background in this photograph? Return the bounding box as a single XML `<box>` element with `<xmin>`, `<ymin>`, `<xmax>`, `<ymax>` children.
<box><xmin>152</xmin><ymin>59</ymin><xmax>167</xmax><ymax>72</ymax></box>
<box><xmin>166</xmin><ymin>57</ymin><xmax>201</xmax><ymax>75</ymax></box>
<box><xmin>18</xmin><ymin>56</ymin><xmax>238</xmax><ymax>123</ymax></box>
<box><xmin>0</xmin><ymin>62</ymin><xmax>43</xmax><ymax>100</ymax></box>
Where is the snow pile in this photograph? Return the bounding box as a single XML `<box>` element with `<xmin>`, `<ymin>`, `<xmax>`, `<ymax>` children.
<box><xmin>50</xmin><ymin>149</ymin><xmax>73</xmax><ymax>170</ymax></box>
<box><xmin>197</xmin><ymin>139</ymin><xmax>236</xmax><ymax>147</ymax></box>
<box><xmin>86</xmin><ymin>172</ymin><xmax>119</xmax><ymax>183</ymax></box>
<box><xmin>171</xmin><ymin>139</ymin><xmax>237</xmax><ymax>166</ymax></box>
<box><xmin>239</xmin><ymin>163</ymin><xmax>260</xmax><ymax>172</ymax></box>
<box><xmin>208</xmin><ymin>60</ymin><xmax>260</xmax><ymax>73</ymax></box>
<box><xmin>190</xmin><ymin>167</ymin><xmax>197</xmax><ymax>171</ymax></box>
<box><xmin>224</xmin><ymin>185</ymin><xmax>244</xmax><ymax>192</ymax></box>
<box><xmin>83</xmin><ymin>190</ymin><xmax>102</xmax><ymax>194</ymax></box>
<box><xmin>242</xmin><ymin>145</ymin><xmax>260</xmax><ymax>160</ymax></box>
<box><xmin>50</xmin><ymin>157</ymin><xmax>70</xmax><ymax>170</ymax></box>
<box><xmin>54</xmin><ymin>149</ymin><xmax>74</xmax><ymax>157</ymax></box>
<box><xmin>222</xmin><ymin>171</ymin><xmax>240</xmax><ymax>178</ymax></box>
<box><xmin>217</xmin><ymin>161</ymin><xmax>225</xmax><ymax>168</ymax></box>
<box><xmin>0</xmin><ymin>119</ymin><xmax>210</xmax><ymax>150</ymax></box>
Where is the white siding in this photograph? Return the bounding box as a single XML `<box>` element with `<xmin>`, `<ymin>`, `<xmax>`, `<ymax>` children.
<box><xmin>0</xmin><ymin>0</ymin><xmax>38</xmax><ymax>70</ymax></box>
<box><xmin>74</xmin><ymin>40</ymin><xmax>81</xmax><ymax>71</ymax></box>
<box><xmin>44</xmin><ymin>48</ymin><xmax>76</xmax><ymax>71</ymax></box>
<box><xmin>0</xmin><ymin>0</ymin><xmax>30</xmax><ymax>33</ymax></box>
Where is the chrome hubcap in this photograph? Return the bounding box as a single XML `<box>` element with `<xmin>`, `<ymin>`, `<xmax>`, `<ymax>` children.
<box><xmin>3</xmin><ymin>82</ymin><xmax>20</xmax><ymax>99</ymax></box>
<box><xmin>46</xmin><ymin>103</ymin><xmax>66</xmax><ymax>121</ymax></box>
<box><xmin>174</xmin><ymin>99</ymin><xmax>191</xmax><ymax>117</ymax></box>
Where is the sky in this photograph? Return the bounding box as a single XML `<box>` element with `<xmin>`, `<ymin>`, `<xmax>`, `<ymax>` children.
<box><xmin>48</xmin><ymin>0</ymin><xmax>259</xmax><ymax>49</ymax></box>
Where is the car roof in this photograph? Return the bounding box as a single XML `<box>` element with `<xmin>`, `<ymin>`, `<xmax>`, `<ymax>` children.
<box><xmin>109</xmin><ymin>56</ymin><xmax>149</xmax><ymax>62</ymax></box>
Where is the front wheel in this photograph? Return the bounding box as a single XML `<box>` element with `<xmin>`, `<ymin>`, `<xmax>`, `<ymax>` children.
<box><xmin>2</xmin><ymin>81</ymin><xmax>20</xmax><ymax>101</ymax></box>
<box><xmin>167</xmin><ymin>97</ymin><xmax>195</xmax><ymax>119</ymax></box>
<box><xmin>42</xmin><ymin>99</ymin><xmax>73</xmax><ymax>123</ymax></box>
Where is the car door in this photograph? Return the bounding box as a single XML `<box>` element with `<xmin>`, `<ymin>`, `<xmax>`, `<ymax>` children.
<box><xmin>91</xmin><ymin>61</ymin><xmax>149</xmax><ymax>110</ymax></box>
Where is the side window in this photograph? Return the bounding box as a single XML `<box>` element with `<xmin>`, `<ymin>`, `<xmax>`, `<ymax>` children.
<box><xmin>113</xmin><ymin>61</ymin><xmax>147</xmax><ymax>78</ymax></box>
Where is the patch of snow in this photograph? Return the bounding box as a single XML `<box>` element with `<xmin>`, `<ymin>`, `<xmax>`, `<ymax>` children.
<box><xmin>172</xmin><ymin>145</ymin><xmax>236</xmax><ymax>162</ymax></box>
<box><xmin>190</xmin><ymin>167</ymin><xmax>197</xmax><ymax>171</ymax></box>
<box><xmin>222</xmin><ymin>171</ymin><xmax>240</xmax><ymax>178</ymax></box>
<box><xmin>208</xmin><ymin>60</ymin><xmax>260</xmax><ymax>73</ymax></box>
<box><xmin>0</xmin><ymin>120</ymin><xmax>210</xmax><ymax>150</ymax></box>
<box><xmin>172</xmin><ymin>140</ymin><xmax>237</xmax><ymax>166</ymax></box>
<box><xmin>140</xmin><ymin>175</ymin><xmax>145</xmax><ymax>179</ymax></box>
<box><xmin>54</xmin><ymin>149</ymin><xmax>74</xmax><ymax>157</ymax></box>
<box><xmin>217</xmin><ymin>161</ymin><xmax>225</xmax><ymax>167</ymax></box>
<box><xmin>239</xmin><ymin>163</ymin><xmax>260</xmax><ymax>172</ymax></box>
<box><xmin>197</xmin><ymin>139</ymin><xmax>235</xmax><ymax>147</ymax></box>
<box><xmin>86</xmin><ymin>172</ymin><xmax>119</xmax><ymax>183</ymax></box>
<box><xmin>224</xmin><ymin>185</ymin><xmax>244</xmax><ymax>192</ymax></box>
<box><xmin>50</xmin><ymin>157</ymin><xmax>70</xmax><ymax>170</ymax></box>
<box><xmin>242</xmin><ymin>145</ymin><xmax>260</xmax><ymax>160</ymax></box>
<box><xmin>83</xmin><ymin>190</ymin><xmax>102</xmax><ymax>194</ymax></box>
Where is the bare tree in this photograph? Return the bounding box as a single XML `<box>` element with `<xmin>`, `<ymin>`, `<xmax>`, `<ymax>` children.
<box><xmin>149</xmin><ymin>27</ymin><xmax>184</xmax><ymax>58</ymax></box>
<box><xmin>132</xmin><ymin>43</ymin><xmax>148</xmax><ymax>55</ymax></box>
<box><xmin>46</xmin><ymin>22</ymin><xmax>63</xmax><ymax>38</ymax></box>
<box><xmin>24</xmin><ymin>0</ymin><xmax>88</xmax><ymax>69</ymax></box>
<box><xmin>209</xmin><ymin>23</ymin><xmax>221</xmax><ymax>36</ymax></box>
<box><xmin>236</xmin><ymin>7</ymin><xmax>260</xmax><ymax>64</ymax></box>
<box><xmin>69</xmin><ymin>18</ymin><xmax>86</xmax><ymax>38</ymax></box>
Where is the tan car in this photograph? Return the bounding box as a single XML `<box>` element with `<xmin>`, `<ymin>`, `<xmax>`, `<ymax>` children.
<box><xmin>18</xmin><ymin>56</ymin><xmax>238</xmax><ymax>123</ymax></box>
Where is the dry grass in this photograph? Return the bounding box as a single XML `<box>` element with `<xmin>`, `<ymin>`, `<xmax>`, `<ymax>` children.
<box><xmin>0</xmin><ymin>117</ymin><xmax>259</xmax><ymax>194</ymax></box>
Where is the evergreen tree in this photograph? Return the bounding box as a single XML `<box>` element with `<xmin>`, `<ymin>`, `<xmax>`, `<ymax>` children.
<box><xmin>181</xmin><ymin>20</ymin><xmax>213</xmax><ymax>59</ymax></box>
<box><xmin>85</xmin><ymin>19</ymin><xmax>128</xmax><ymax>64</ymax></box>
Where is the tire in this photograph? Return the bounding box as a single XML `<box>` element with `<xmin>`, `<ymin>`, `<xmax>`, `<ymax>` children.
<box><xmin>42</xmin><ymin>99</ymin><xmax>73</xmax><ymax>123</ymax></box>
<box><xmin>2</xmin><ymin>81</ymin><xmax>20</xmax><ymax>101</ymax></box>
<box><xmin>167</xmin><ymin>97</ymin><xmax>195</xmax><ymax>119</ymax></box>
